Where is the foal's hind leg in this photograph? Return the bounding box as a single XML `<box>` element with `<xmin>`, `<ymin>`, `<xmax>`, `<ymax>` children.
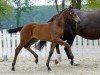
<box><xmin>12</xmin><ymin>43</ymin><xmax>24</xmax><ymax>71</ymax></box>
<box><xmin>12</xmin><ymin>37</ymin><xmax>32</xmax><ymax>71</ymax></box>
<box><xmin>46</xmin><ymin>43</ymin><xmax>56</xmax><ymax>71</ymax></box>
<box><xmin>24</xmin><ymin>38</ymin><xmax>38</xmax><ymax>64</ymax></box>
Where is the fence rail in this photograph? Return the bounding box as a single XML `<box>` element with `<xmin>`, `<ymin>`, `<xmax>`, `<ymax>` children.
<box><xmin>0</xmin><ymin>29</ymin><xmax>100</xmax><ymax>59</ymax></box>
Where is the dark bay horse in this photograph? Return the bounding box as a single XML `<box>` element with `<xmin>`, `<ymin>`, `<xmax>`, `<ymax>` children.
<box><xmin>8</xmin><ymin>6</ymin><xmax>80</xmax><ymax>71</ymax></box>
<box><xmin>37</xmin><ymin>9</ymin><xmax>100</xmax><ymax>64</ymax></box>
<box><xmin>75</xmin><ymin>9</ymin><xmax>100</xmax><ymax>39</ymax></box>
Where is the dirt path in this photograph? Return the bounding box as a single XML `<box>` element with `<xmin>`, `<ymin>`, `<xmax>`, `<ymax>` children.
<box><xmin>0</xmin><ymin>56</ymin><xmax>100</xmax><ymax>75</ymax></box>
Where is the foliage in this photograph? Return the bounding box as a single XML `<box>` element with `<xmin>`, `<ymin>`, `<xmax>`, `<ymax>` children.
<box><xmin>1</xmin><ymin>6</ymin><xmax>57</xmax><ymax>28</ymax></box>
<box><xmin>82</xmin><ymin>0</ymin><xmax>100</xmax><ymax>10</ymax></box>
<box><xmin>12</xmin><ymin>0</ymin><xmax>32</xmax><ymax>27</ymax></box>
<box><xmin>1</xmin><ymin>0</ymin><xmax>100</xmax><ymax>28</ymax></box>
<box><xmin>0</xmin><ymin>0</ymin><xmax>13</xmax><ymax>20</ymax></box>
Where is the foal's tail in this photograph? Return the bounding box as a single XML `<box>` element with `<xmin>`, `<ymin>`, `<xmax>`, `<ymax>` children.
<box><xmin>8</xmin><ymin>27</ymin><xmax>23</xmax><ymax>33</ymax></box>
<box><xmin>35</xmin><ymin>41</ymin><xmax>47</xmax><ymax>51</ymax></box>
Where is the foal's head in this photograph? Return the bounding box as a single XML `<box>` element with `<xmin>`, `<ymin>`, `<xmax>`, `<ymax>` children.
<box><xmin>62</xmin><ymin>5</ymin><xmax>81</xmax><ymax>24</ymax></box>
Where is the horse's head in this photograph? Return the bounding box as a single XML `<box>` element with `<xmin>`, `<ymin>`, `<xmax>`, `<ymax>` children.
<box><xmin>63</xmin><ymin>5</ymin><xmax>81</xmax><ymax>24</ymax></box>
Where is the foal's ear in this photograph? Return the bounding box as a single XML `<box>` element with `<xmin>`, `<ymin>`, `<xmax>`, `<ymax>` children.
<box><xmin>68</xmin><ymin>5</ymin><xmax>73</xmax><ymax>10</ymax></box>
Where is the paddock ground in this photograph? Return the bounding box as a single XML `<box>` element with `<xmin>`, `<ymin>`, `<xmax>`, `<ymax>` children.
<box><xmin>0</xmin><ymin>56</ymin><xmax>100</xmax><ymax>75</ymax></box>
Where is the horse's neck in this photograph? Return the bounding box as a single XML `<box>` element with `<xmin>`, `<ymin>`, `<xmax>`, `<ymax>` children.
<box><xmin>55</xmin><ymin>14</ymin><xmax>65</xmax><ymax>26</ymax></box>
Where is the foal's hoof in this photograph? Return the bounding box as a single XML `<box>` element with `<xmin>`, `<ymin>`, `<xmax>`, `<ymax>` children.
<box><xmin>48</xmin><ymin>68</ymin><xmax>51</xmax><ymax>71</ymax></box>
<box><xmin>70</xmin><ymin>60</ymin><xmax>73</xmax><ymax>65</ymax></box>
<box><xmin>12</xmin><ymin>68</ymin><xmax>15</xmax><ymax>71</ymax></box>
<box><xmin>73</xmin><ymin>63</ymin><xmax>80</xmax><ymax>66</ymax></box>
<box><xmin>55</xmin><ymin>60</ymin><xmax>59</xmax><ymax>64</ymax></box>
<box><xmin>35</xmin><ymin>59</ymin><xmax>38</xmax><ymax>64</ymax></box>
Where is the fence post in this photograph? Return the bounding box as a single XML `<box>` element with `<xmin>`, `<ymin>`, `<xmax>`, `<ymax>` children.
<box><xmin>2</xmin><ymin>29</ymin><xmax>8</xmax><ymax>61</ymax></box>
<box><xmin>6</xmin><ymin>30</ymin><xmax>11</xmax><ymax>57</ymax></box>
<box><xmin>0</xmin><ymin>30</ymin><xmax>3</xmax><ymax>58</ymax></box>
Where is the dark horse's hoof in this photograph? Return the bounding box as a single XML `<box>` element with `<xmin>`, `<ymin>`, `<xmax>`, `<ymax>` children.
<box><xmin>12</xmin><ymin>68</ymin><xmax>15</xmax><ymax>71</ymax></box>
<box><xmin>70</xmin><ymin>61</ymin><xmax>79</xmax><ymax>66</ymax></box>
<box><xmin>55</xmin><ymin>60</ymin><xmax>59</xmax><ymax>64</ymax></box>
<box><xmin>73</xmin><ymin>63</ymin><xmax>80</xmax><ymax>66</ymax></box>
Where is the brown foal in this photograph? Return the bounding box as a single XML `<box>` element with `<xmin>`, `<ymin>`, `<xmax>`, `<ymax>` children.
<box><xmin>11</xmin><ymin>6</ymin><xmax>80</xmax><ymax>71</ymax></box>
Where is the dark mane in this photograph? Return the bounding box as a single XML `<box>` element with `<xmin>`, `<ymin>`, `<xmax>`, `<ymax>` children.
<box><xmin>48</xmin><ymin>8</ymin><xmax>68</xmax><ymax>22</ymax></box>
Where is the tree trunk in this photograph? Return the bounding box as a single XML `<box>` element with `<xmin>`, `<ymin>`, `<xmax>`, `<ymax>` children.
<box><xmin>71</xmin><ymin>0</ymin><xmax>77</xmax><ymax>8</ymax></box>
<box><xmin>62</xmin><ymin>0</ymin><xmax>65</xmax><ymax>10</ymax></box>
<box><xmin>0</xmin><ymin>20</ymin><xmax>2</xmax><ymax>28</ymax></box>
<box><xmin>55</xmin><ymin>0</ymin><xmax>59</xmax><ymax>13</ymax></box>
<box><xmin>77</xmin><ymin>0</ymin><xmax>81</xmax><ymax>9</ymax></box>
<box><xmin>16</xmin><ymin>8</ymin><xmax>21</xmax><ymax>27</ymax></box>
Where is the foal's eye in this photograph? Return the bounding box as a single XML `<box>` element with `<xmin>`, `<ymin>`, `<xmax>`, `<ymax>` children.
<box><xmin>70</xmin><ymin>12</ymin><xmax>74</xmax><ymax>15</ymax></box>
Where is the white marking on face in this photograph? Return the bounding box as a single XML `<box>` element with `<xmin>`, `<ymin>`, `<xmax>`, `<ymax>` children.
<box><xmin>74</xmin><ymin>15</ymin><xmax>81</xmax><ymax>23</ymax></box>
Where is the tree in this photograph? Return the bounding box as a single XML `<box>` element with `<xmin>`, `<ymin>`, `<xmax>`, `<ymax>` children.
<box><xmin>12</xmin><ymin>0</ymin><xmax>32</xmax><ymax>27</ymax></box>
<box><xmin>62</xmin><ymin>0</ymin><xmax>65</xmax><ymax>10</ymax></box>
<box><xmin>54</xmin><ymin>0</ymin><xmax>81</xmax><ymax>12</ymax></box>
<box><xmin>0</xmin><ymin>0</ymin><xmax>13</xmax><ymax>28</ymax></box>
<box><xmin>77</xmin><ymin>0</ymin><xmax>81</xmax><ymax>9</ymax></box>
<box><xmin>71</xmin><ymin>0</ymin><xmax>81</xmax><ymax>9</ymax></box>
<box><xmin>55</xmin><ymin>0</ymin><xmax>60</xmax><ymax>13</ymax></box>
<box><xmin>87</xmin><ymin>0</ymin><xmax>100</xmax><ymax>9</ymax></box>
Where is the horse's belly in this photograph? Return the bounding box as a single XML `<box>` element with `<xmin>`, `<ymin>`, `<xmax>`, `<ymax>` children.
<box><xmin>77</xmin><ymin>27</ymin><xmax>100</xmax><ymax>40</ymax></box>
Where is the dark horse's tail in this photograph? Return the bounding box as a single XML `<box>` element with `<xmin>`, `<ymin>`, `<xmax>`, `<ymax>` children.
<box><xmin>8</xmin><ymin>27</ymin><xmax>23</xmax><ymax>33</ymax></box>
<box><xmin>35</xmin><ymin>41</ymin><xmax>47</xmax><ymax>50</ymax></box>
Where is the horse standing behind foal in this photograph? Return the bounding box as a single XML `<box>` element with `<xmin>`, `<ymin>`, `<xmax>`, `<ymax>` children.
<box><xmin>8</xmin><ymin>6</ymin><xmax>80</xmax><ymax>71</ymax></box>
<box><xmin>38</xmin><ymin>9</ymin><xmax>100</xmax><ymax>64</ymax></box>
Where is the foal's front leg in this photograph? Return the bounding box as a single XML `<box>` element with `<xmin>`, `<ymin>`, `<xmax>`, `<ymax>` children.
<box><xmin>46</xmin><ymin>43</ymin><xmax>56</xmax><ymax>71</ymax></box>
<box><xmin>55</xmin><ymin>44</ymin><xmax>62</xmax><ymax>64</ymax></box>
<box><xmin>56</xmin><ymin>38</ymin><xmax>74</xmax><ymax>65</ymax></box>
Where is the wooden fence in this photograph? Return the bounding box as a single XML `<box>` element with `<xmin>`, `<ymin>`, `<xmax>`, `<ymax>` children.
<box><xmin>0</xmin><ymin>29</ymin><xmax>100</xmax><ymax>60</ymax></box>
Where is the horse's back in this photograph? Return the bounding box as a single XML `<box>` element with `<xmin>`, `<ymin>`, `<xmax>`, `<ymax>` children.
<box><xmin>76</xmin><ymin>9</ymin><xmax>100</xmax><ymax>39</ymax></box>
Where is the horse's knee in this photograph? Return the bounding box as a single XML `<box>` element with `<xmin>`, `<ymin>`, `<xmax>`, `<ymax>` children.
<box><xmin>49</xmin><ymin>51</ymin><xmax>53</xmax><ymax>57</ymax></box>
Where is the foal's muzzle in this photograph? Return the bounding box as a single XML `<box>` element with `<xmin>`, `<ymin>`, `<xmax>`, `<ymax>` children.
<box><xmin>77</xmin><ymin>20</ymin><xmax>81</xmax><ymax>24</ymax></box>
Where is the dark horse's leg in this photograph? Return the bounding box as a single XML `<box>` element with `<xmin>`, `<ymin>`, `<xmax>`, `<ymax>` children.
<box><xmin>46</xmin><ymin>43</ymin><xmax>56</xmax><ymax>71</ymax></box>
<box><xmin>24</xmin><ymin>38</ymin><xmax>38</xmax><ymax>64</ymax></box>
<box><xmin>64</xmin><ymin>38</ymin><xmax>75</xmax><ymax>65</ymax></box>
<box><xmin>64</xmin><ymin>36</ymin><xmax>79</xmax><ymax>65</ymax></box>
